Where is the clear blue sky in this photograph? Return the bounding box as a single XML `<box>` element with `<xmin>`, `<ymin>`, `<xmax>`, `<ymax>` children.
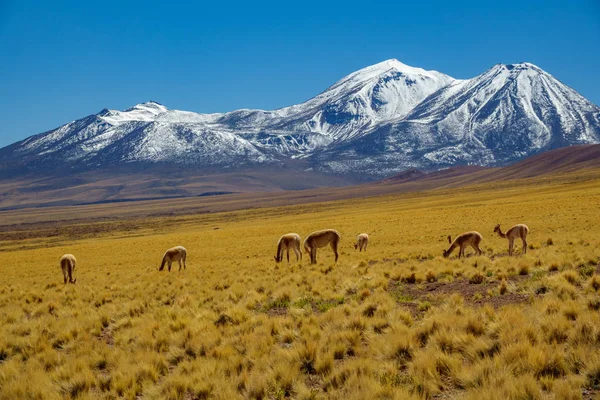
<box><xmin>1</xmin><ymin>0</ymin><xmax>599</xmax><ymax>147</ymax></box>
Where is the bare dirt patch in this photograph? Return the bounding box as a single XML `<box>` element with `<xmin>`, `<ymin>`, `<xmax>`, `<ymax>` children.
<box><xmin>471</xmin><ymin>292</ymin><xmax>530</xmax><ymax>308</ymax></box>
<box><xmin>388</xmin><ymin>276</ymin><xmax>534</xmax><ymax>311</ymax></box>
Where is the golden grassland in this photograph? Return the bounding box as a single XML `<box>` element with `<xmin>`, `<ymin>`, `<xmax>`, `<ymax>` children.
<box><xmin>1</xmin><ymin>172</ymin><xmax>600</xmax><ymax>399</ymax></box>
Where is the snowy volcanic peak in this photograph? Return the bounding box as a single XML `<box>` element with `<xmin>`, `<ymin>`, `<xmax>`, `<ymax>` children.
<box><xmin>300</xmin><ymin>58</ymin><xmax>457</xmax><ymax>120</ymax></box>
<box><xmin>98</xmin><ymin>101</ymin><xmax>169</xmax><ymax>125</ymax></box>
<box><xmin>232</xmin><ymin>59</ymin><xmax>460</xmax><ymax>143</ymax></box>
<box><xmin>331</xmin><ymin>58</ymin><xmax>456</xmax><ymax>91</ymax></box>
<box><xmin>213</xmin><ymin>59</ymin><xmax>457</xmax><ymax>134</ymax></box>
<box><xmin>407</xmin><ymin>61</ymin><xmax>599</xmax><ymax>126</ymax></box>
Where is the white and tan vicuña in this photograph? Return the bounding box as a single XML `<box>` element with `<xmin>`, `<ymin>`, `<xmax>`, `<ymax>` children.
<box><xmin>159</xmin><ymin>246</ymin><xmax>187</xmax><ymax>271</ymax></box>
<box><xmin>443</xmin><ymin>232</ymin><xmax>483</xmax><ymax>258</ymax></box>
<box><xmin>494</xmin><ymin>223</ymin><xmax>529</xmax><ymax>255</ymax></box>
<box><xmin>354</xmin><ymin>233</ymin><xmax>369</xmax><ymax>252</ymax></box>
<box><xmin>274</xmin><ymin>233</ymin><xmax>302</xmax><ymax>263</ymax></box>
<box><xmin>60</xmin><ymin>254</ymin><xmax>77</xmax><ymax>284</ymax></box>
<box><xmin>303</xmin><ymin>229</ymin><xmax>341</xmax><ymax>264</ymax></box>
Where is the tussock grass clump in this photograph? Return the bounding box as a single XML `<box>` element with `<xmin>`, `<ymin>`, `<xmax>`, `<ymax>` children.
<box><xmin>425</xmin><ymin>270</ymin><xmax>437</xmax><ymax>283</ymax></box>
<box><xmin>534</xmin><ymin>283</ymin><xmax>548</xmax><ymax>294</ymax></box>
<box><xmin>562</xmin><ymin>270</ymin><xmax>579</xmax><ymax>286</ymax></box>
<box><xmin>362</xmin><ymin>304</ymin><xmax>378</xmax><ymax>318</ymax></box>
<box><xmin>358</xmin><ymin>288</ymin><xmax>371</xmax><ymax>301</ymax></box>
<box><xmin>588</xmin><ymin>274</ymin><xmax>600</xmax><ymax>292</ymax></box>
<box><xmin>579</xmin><ymin>263</ymin><xmax>595</xmax><ymax>278</ymax></box>
<box><xmin>469</xmin><ymin>272</ymin><xmax>484</xmax><ymax>284</ymax></box>
<box><xmin>519</xmin><ymin>263</ymin><xmax>530</xmax><ymax>275</ymax></box>
<box><xmin>214</xmin><ymin>314</ymin><xmax>234</xmax><ymax>327</ymax></box>
<box><xmin>499</xmin><ymin>279</ymin><xmax>508</xmax><ymax>295</ymax></box>
<box><xmin>587</xmin><ymin>362</ymin><xmax>600</xmax><ymax>389</ymax></box>
<box><xmin>401</xmin><ymin>272</ymin><xmax>416</xmax><ymax>284</ymax></box>
<box><xmin>296</xmin><ymin>341</ymin><xmax>317</xmax><ymax>375</ymax></box>
<box><xmin>587</xmin><ymin>298</ymin><xmax>600</xmax><ymax>311</ymax></box>
<box><xmin>531</xmin><ymin>348</ymin><xmax>567</xmax><ymax>379</ymax></box>
<box><xmin>465</xmin><ymin>317</ymin><xmax>486</xmax><ymax>337</ymax></box>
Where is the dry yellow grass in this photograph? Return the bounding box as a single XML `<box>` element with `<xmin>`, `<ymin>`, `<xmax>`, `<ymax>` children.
<box><xmin>1</xmin><ymin>172</ymin><xmax>599</xmax><ymax>399</ymax></box>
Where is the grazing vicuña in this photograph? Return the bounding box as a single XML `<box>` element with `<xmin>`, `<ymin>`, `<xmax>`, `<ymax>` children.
<box><xmin>59</xmin><ymin>253</ymin><xmax>77</xmax><ymax>284</ymax></box>
<box><xmin>159</xmin><ymin>246</ymin><xmax>187</xmax><ymax>271</ymax></box>
<box><xmin>443</xmin><ymin>231</ymin><xmax>483</xmax><ymax>258</ymax></box>
<box><xmin>274</xmin><ymin>233</ymin><xmax>302</xmax><ymax>263</ymax></box>
<box><xmin>303</xmin><ymin>229</ymin><xmax>340</xmax><ymax>264</ymax></box>
<box><xmin>354</xmin><ymin>233</ymin><xmax>369</xmax><ymax>252</ymax></box>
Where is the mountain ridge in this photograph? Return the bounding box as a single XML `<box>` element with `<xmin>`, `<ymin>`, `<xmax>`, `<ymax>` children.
<box><xmin>1</xmin><ymin>59</ymin><xmax>599</xmax><ymax>181</ymax></box>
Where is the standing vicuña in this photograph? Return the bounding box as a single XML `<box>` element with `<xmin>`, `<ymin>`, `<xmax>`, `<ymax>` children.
<box><xmin>304</xmin><ymin>229</ymin><xmax>340</xmax><ymax>264</ymax></box>
<box><xmin>159</xmin><ymin>246</ymin><xmax>187</xmax><ymax>271</ymax></box>
<box><xmin>60</xmin><ymin>254</ymin><xmax>77</xmax><ymax>284</ymax></box>
<box><xmin>494</xmin><ymin>224</ymin><xmax>529</xmax><ymax>256</ymax></box>
<box><xmin>354</xmin><ymin>233</ymin><xmax>369</xmax><ymax>252</ymax></box>
<box><xmin>443</xmin><ymin>232</ymin><xmax>483</xmax><ymax>258</ymax></box>
<box><xmin>274</xmin><ymin>233</ymin><xmax>302</xmax><ymax>263</ymax></box>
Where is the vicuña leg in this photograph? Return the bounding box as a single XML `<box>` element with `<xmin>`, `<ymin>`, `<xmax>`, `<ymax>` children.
<box><xmin>330</xmin><ymin>241</ymin><xmax>339</xmax><ymax>262</ymax></box>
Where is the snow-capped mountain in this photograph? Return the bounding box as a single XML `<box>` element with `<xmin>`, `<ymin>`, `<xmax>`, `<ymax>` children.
<box><xmin>224</xmin><ymin>59</ymin><xmax>456</xmax><ymax>141</ymax></box>
<box><xmin>1</xmin><ymin>59</ymin><xmax>599</xmax><ymax>178</ymax></box>
<box><xmin>312</xmin><ymin>62</ymin><xmax>600</xmax><ymax>175</ymax></box>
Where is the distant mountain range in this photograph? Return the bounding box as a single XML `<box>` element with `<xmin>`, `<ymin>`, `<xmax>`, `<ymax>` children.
<box><xmin>1</xmin><ymin>59</ymin><xmax>599</xmax><ymax>182</ymax></box>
